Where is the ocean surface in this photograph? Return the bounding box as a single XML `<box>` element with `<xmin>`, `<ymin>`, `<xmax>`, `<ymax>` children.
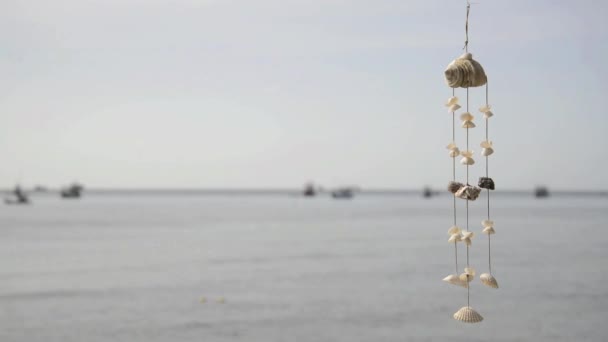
<box><xmin>1</xmin><ymin>191</ymin><xmax>607</xmax><ymax>342</ymax></box>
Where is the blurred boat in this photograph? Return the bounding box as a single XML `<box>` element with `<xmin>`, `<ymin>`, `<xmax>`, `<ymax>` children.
<box><xmin>423</xmin><ymin>186</ymin><xmax>433</xmax><ymax>198</ymax></box>
<box><xmin>534</xmin><ymin>186</ymin><xmax>549</xmax><ymax>198</ymax></box>
<box><xmin>4</xmin><ymin>185</ymin><xmax>30</xmax><ymax>205</ymax></box>
<box><xmin>331</xmin><ymin>188</ymin><xmax>354</xmax><ymax>199</ymax></box>
<box><xmin>303</xmin><ymin>183</ymin><xmax>316</xmax><ymax>197</ymax></box>
<box><xmin>61</xmin><ymin>183</ymin><xmax>84</xmax><ymax>199</ymax></box>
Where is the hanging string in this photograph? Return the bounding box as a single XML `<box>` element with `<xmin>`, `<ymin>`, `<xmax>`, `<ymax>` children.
<box><xmin>463</xmin><ymin>1</ymin><xmax>470</xmax><ymax>52</ymax></box>
<box><xmin>452</xmin><ymin>87</ymin><xmax>459</xmax><ymax>275</ymax></box>
<box><xmin>485</xmin><ymin>82</ymin><xmax>492</xmax><ymax>274</ymax></box>
<box><xmin>466</xmin><ymin>86</ymin><xmax>470</xmax><ymax>307</ymax></box>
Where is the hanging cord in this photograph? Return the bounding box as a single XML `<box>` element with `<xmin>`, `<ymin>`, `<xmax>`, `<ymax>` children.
<box><xmin>466</xmin><ymin>86</ymin><xmax>470</xmax><ymax>307</ymax></box>
<box><xmin>452</xmin><ymin>88</ymin><xmax>459</xmax><ymax>275</ymax></box>
<box><xmin>485</xmin><ymin>82</ymin><xmax>492</xmax><ymax>274</ymax></box>
<box><xmin>463</xmin><ymin>1</ymin><xmax>470</xmax><ymax>52</ymax></box>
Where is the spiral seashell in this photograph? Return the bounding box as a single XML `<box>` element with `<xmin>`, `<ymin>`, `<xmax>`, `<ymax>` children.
<box><xmin>460</xmin><ymin>112</ymin><xmax>474</xmax><ymax>121</ymax></box>
<box><xmin>481</xmin><ymin>147</ymin><xmax>494</xmax><ymax>156</ymax></box>
<box><xmin>448</xmin><ymin>104</ymin><xmax>461</xmax><ymax>113</ymax></box>
<box><xmin>482</xmin><ymin>226</ymin><xmax>495</xmax><ymax>235</ymax></box>
<box><xmin>447</xmin><ymin>181</ymin><xmax>464</xmax><ymax>194</ymax></box>
<box><xmin>455</xmin><ymin>185</ymin><xmax>481</xmax><ymax>200</ymax></box>
<box><xmin>446</xmin><ymin>96</ymin><xmax>459</xmax><ymax>107</ymax></box>
<box><xmin>448</xmin><ymin>233</ymin><xmax>462</xmax><ymax>243</ymax></box>
<box><xmin>453</xmin><ymin>306</ymin><xmax>484</xmax><ymax>323</ymax></box>
<box><xmin>444</xmin><ymin>53</ymin><xmax>488</xmax><ymax>88</ymax></box>
<box><xmin>443</xmin><ymin>274</ymin><xmax>468</xmax><ymax>288</ymax></box>
<box><xmin>480</xmin><ymin>273</ymin><xmax>499</xmax><ymax>289</ymax></box>
<box><xmin>479</xmin><ymin>104</ymin><xmax>491</xmax><ymax>113</ymax></box>
<box><xmin>482</xmin><ymin>220</ymin><xmax>494</xmax><ymax>228</ymax></box>
<box><xmin>461</xmin><ymin>120</ymin><xmax>476</xmax><ymax>128</ymax></box>
<box><xmin>448</xmin><ymin>226</ymin><xmax>461</xmax><ymax>235</ymax></box>
<box><xmin>483</xmin><ymin>111</ymin><xmax>494</xmax><ymax>119</ymax></box>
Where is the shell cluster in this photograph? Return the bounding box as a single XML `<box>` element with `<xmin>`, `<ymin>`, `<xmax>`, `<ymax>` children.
<box><xmin>447</xmin><ymin>228</ymin><xmax>476</xmax><ymax>247</ymax></box>
<box><xmin>453</xmin><ymin>306</ymin><xmax>484</xmax><ymax>323</ymax></box>
<box><xmin>444</xmin><ymin>53</ymin><xmax>488</xmax><ymax>88</ymax></box>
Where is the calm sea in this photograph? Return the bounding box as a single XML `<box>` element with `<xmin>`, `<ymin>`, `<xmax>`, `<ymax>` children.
<box><xmin>1</xmin><ymin>191</ymin><xmax>607</xmax><ymax>341</ymax></box>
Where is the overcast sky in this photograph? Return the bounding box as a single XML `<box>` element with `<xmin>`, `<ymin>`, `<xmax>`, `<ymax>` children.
<box><xmin>1</xmin><ymin>0</ymin><xmax>607</xmax><ymax>189</ymax></box>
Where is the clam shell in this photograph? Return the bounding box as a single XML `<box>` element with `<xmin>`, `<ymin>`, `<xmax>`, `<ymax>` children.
<box><xmin>446</xmin><ymin>142</ymin><xmax>457</xmax><ymax>150</ymax></box>
<box><xmin>446</xmin><ymin>96</ymin><xmax>459</xmax><ymax>107</ymax></box>
<box><xmin>448</xmin><ymin>104</ymin><xmax>461</xmax><ymax>113</ymax></box>
<box><xmin>443</xmin><ymin>274</ymin><xmax>468</xmax><ymax>288</ymax></box>
<box><xmin>480</xmin><ymin>140</ymin><xmax>493</xmax><ymax>148</ymax></box>
<box><xmin>447</xmin><ymin>181</ymin><xmax>464</xmax><ymax>194</ymax></box>
<box><xmin>481</xmin><ymin>220</ymin><xmax>494</xmax><ymax>228</ymax></box>
<box><xmin>480</xmin><ymin>273</ymin><xmax>499</xmax><ymax>288</ymax></box>
<box><xmin>483</xmin><ymin>111</ymin><xmax>494</xmax><ymax>119</ymax></box>
<box><xmin>460</xmin><ymin>112</ymin><xmax>474</xmax><ymax>121</ymax></box>
<box><xmin>460</xmin><ymin>156</ymin><xmax>475</xmax><ymax>165</ymax></box>
<box><xmin>448</xmin><ymin>226</ymin><xmax>461</xmax><ymax>235</ymax></box>
<box><xmin>482</xmin><ymin>226</ymin><xmax>495</xmax><ymax>235</ymax></box>
<box><xmin>481</xmin><ymin>147</ymin><xmax>494</xmax><ymax>156</ymax></box>
<box><xmin>444</xmin><ymin>53</ymin><xmax>488</xmax><ymax>88</ymax></box>
<box><xmin>453</xmin><ymin>306</ymin><xmax>484</xmax><ymax>323</ymax></box>
<box><xmin>461</xmin><ymin>120</ymin><xmax>476</xmax><ymax>128</ymax></box>
<box><xmin>460</xmin><ymin>150</ymin><xmax>473</xmax><ymax>158</ymax></box>
<box><xmin>479</xmin><ymin>104</ymin><xmax>491</xmax><ymax>113</ymax></box>
<box><xmin>462</xmin><ymin>237</ymin><xmax>472</xmax><ymax>246</ymax></box>
<box><xmin>455</xmin><ymin>185</ymin><xmax>481</xmax><ymax>201</ymax></box>
<box><xmin>448</xmin><ymin>233</ymin><xmax>462</xmax><ymax>243</ymax></box>
<box><xmin>459</xmin><ymin>272</ymin><xmax>473</xmax><ymax>283</ymax></box>
<box><xmin>449</xmin><ymin>148</ymin><xmax>460</xmax><ymax>158</ymax></box>
<box><xmin>464</xmin><ymin>267</ymin><xmax>476</xmax><ymax>276</ymax></box>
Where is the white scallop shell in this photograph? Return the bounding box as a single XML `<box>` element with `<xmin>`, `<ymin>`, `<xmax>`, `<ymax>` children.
<box><xmin>448</xmin><ymin>226</ymin><xmax>461</xmax><ymax>235</ymax></box>
<box><xmin>461</xmin><ymin>231</ymin><xmax>474</xmax><ymax>239</ymax></box>
<box><xmin>453</xmin><ymin>306</ymin><xmax>484</xmax><ymax>323</ymax></box>
<box><xmin>448</xmin><ymin>104</ymin><xmax>461</xmax><ymax>113</ymax></box>
<box><xmin>482</xmin><ymin>226</ymin><xmax>495</xmax><ymax>235</ymax></box>
<box><xmin>459</xmin><ymin>272</ymin><xmax>473</xmax><ymax>283</ymax></box>
<box><xmin>460</xmin><ymin>156</ymin><xmax>475</xmax><ymax>165</ymax></box>
<box><xmin>446</xmin><ymin>96</ymin><xmax>459</xmax><ymax>107</ymax></box>
<box><xmin>444</xmin><ymin>53</ymin><xmax>488</xmax><ymax>88</ymax></box>
<box><xmin>479</xmin><ymin>104</ymin><xmax>491</xmax><ymax>113</ymax></box>
<box><xmin>448</xmin><ymin>233</ymin><xmax>462</xmax><ymax>243</ymax></box>
<box><xmin>481</xmin><ymin>147</ymin><xmax>494</xmax><ymax>156</ymax></box>
<box><xmin>449</xmin><ymin>148</ymin><xmax>460</xmax><ymax>158</ymax></box>
<box><xmin>480</xmin><ymin>273</ymin><xmax>499</xmax><ymax>289</ymax></box>
<box><xmin>461</xmin><ymin>120</ymin><xmax>476</xmax><ymax>128</ymax></box>
<box><xmin>483</xmin><ymin>111</ymin><xmax>494</xmax><ymax>119</ymax></box>
<box><xmin>464</xmin><ymin>267</ymin><xmax>476</xmax><ymax>276</ymax></box>
<box><xmin>481</xmin><ymin>220</ymin><xmax>494</xmax><ymax>228</ymax></box>
<box><xmin>460</xmin><ymin>112</ymin><xmax>474</xmax><ymax>121</ymax></box>
<box><xmin>443</xmin><ymin>274</ymin><xmax>468</xmax><ymax>288</ymax></box>
<box><xmin>480</xmin><ymin>140</ymin><xmax>493</xmax><ymax>148</ymax></box>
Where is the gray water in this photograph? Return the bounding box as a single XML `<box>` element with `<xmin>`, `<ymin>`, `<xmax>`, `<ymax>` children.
<box><xmin>1</xmin><ymin>193</ymin><xmax>607</xmax><ymax>341</ymax></box>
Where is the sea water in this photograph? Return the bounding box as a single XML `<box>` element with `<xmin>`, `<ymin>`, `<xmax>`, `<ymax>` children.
<box><xmin>1</xmin><ymin>192</ymin><xmax>607</xmax><ymax>341</ymax></box>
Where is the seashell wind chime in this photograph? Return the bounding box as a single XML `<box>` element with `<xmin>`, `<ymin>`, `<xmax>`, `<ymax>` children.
<box><xmin>442</xmin><ymin>2</ymin><xmax>498</xmax><ymax>323</ymax></box>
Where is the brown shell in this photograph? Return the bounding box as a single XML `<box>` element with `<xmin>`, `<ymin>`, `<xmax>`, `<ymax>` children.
<box><xmin>444</xmin><ymin>53</ymin><xmax>488</xmax><ymax>88</ymax></box>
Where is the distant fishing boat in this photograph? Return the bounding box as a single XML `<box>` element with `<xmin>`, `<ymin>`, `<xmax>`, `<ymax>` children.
<box><xmin>303</xmin><ymin>183</ymin><xmax>316</xmax><ymax>197</ymax></box>
<box><xmin>423</xmin><ymin>186</ymin><xmax>433</xmax><ymax>198</ymax></box>
<box><xmin>61</xmin><ymin>183</ymin><xmax>84</xmax><ymax>199</ymax></box>
<box><xmin>4</xmin><ymin>185</ymin><xmax>30</xmax><ymax>205</ymax></box>
<box><xmin>534</xmin><ymin>186</ymin><xmax>549</xmax><ymax>198</ymax></box>
<box><xmin>331</xmin><ymin>188</ymin><xmax>354</xmax><ymax>199</ymax></box>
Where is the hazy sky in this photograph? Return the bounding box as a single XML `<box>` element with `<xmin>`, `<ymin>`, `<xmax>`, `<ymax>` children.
<box><xmin>1</xmin><ymin>0</ymin><xmax>607</xmax><ymax>189</ymax></box>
